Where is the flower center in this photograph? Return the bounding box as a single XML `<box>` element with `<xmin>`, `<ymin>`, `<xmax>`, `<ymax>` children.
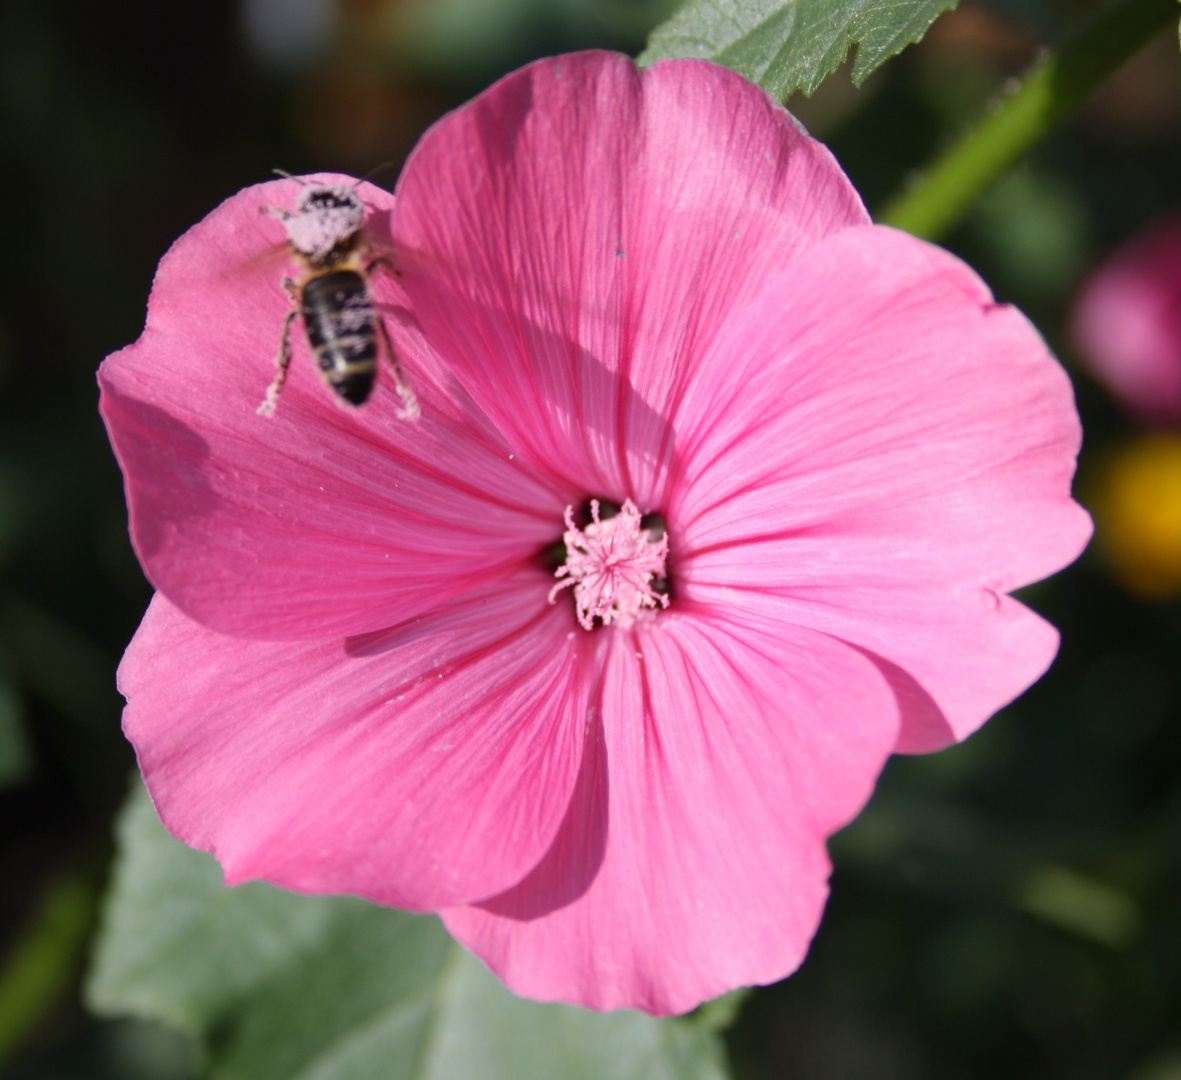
<box><xmin>549</xmin><ymin>499</ymin><xmax>670</xmax><ymax>631</ymax></box>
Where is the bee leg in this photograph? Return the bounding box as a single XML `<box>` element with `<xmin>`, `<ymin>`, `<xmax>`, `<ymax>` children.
<box><xmin>366</xmin><ymin>255</ymin><xmax>400</xmax><ymax>279</ymax></box>
<box><xmin>258</xmin><ymin>306</ymin><xmax>299</xmax><ymax>418</ymax></box>
<box><xmin>376</xmin><ymin>316</ymin><xmax>419</xmax><ymax>421</ymax></box>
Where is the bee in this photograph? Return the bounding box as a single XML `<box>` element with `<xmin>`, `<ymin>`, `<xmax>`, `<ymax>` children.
<box><xmin>258</xmin><ymin>177</ymin><xmax>419</xmax><ymax>420</ymax></box>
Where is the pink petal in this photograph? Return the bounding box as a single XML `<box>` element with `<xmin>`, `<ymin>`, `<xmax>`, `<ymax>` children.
<box><xmin>120</xmin><ymin>581</ymin><xmax>593</xmax><ymax>909</ymax></box>
<box><xmin>1071</xmin><ymin>211</ymin><xmax>1181</xmax><ymax>423</ymax></box>
<box><xmin>393</xmin><ymin>52</ymin><xmax>868</xmax><ymax>507</ymax></box>
<box><xmin>99</xmin><ymin>174</ymin><xmax>569</xmax><ymax>640</ymax></box>
<box><xmin>666</xmin><ymin>225</ymin><xmax>1091</xmax><ymax>749</ymax></box>
<box><xmin>444</xmin><ymin>613</ymin><xmax>899</xmax><ymax>1015</ymax></box>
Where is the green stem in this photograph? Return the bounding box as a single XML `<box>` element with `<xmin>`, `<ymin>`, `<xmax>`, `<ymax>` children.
<box><xmin>0</xmin><ymin>875</ymin><xmax>97</xmax><ymax>1066</ymax></box>
<box><xmin>878</xmin><ymin>0</ymin><xmax>1180</xmax><ymax>240</ymax></box>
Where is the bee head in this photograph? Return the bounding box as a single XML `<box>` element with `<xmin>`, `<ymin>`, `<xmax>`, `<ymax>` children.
<box><xmin>281</xmin><ymin>184</ymin><xmax>366</xmax><ymax>262</ymax></box>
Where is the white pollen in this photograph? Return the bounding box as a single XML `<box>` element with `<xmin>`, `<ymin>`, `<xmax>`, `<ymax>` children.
<box><xmin>272</xmin><ymin>183</ymin><xmax>366</xmax><ymax>262</ymax></box>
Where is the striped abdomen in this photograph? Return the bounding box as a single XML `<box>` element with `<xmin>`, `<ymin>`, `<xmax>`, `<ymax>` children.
<box><xmin>301</xmin><ymin>270</ymin><xmax>378</xmax><ymax>406</ymax></box>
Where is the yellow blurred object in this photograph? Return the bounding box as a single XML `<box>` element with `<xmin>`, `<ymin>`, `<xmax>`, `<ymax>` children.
<box><xmin>1093</xmin><ymin>434</ymin><xmax>1181</xmax><ymax>597</ymax></box>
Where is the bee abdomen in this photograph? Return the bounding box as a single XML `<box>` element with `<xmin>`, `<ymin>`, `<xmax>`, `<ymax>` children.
<box><xmin>302</xmin><ymin>270</ymin><xmax>378</xmax><ymax>406</ymax></box>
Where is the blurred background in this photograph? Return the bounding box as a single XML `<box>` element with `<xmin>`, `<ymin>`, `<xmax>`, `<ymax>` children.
<box><xmin>0</xmin><ymin>0</ymin><xmax>1179</xmax><ymax>1077</ymax></box>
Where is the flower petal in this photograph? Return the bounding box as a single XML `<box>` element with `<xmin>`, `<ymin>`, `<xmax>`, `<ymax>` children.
<box><xmin>393</xmin><ymin>52</ymin><xmax>868</xmax><ymax>506</ymax></box>
<box><xmin>99</xmin><ymin>174</ymin><xmax>569</xmax><ymax>640</ymax></box>
<box><xmin>120</xmin><ymin>581</ymin><xmax>593</xmax><ymax>909</ymax></box>
<box><xmin>664</xmin><ymin>225</ymin><xmax>1090</xmax><ymax>749</ymax></box>
<box><xmin>443</xmin><ymin>612</ymin><xmax>899</xmax><ymax>1015</ymax></box>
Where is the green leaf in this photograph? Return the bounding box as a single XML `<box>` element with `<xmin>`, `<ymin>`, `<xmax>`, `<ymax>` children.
<box><xmin>87</xmin><ymin>785</ymin><xmax>732</xmax><ymax>1080</ymax></box>
<box><xmin>638</xmin><ymin>0</ymin><xmax>959</xmax><ymax>100</ymax></box>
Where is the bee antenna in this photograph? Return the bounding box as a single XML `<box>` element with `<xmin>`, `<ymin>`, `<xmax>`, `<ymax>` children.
<box><xmin>355</xmin><ymin>162</ymin><xmax>395</xmax><ymax>187</ymax></box>
<box><xmin>272</xmin><ymin>169</ymin><xmax>307</xmax><ymax>185</ymax></box>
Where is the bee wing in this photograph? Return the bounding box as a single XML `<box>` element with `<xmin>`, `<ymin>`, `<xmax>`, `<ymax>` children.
<box><xmin>378</xmin><ymin>237</ymin><xmax>485</xmax><ymax>280</ymax></box>
<box><xmin>222</xmin><ymin>238</ymin><xmax>299</xmax><ymax>283</ymax></box>
<box><xmin>360</xmin><ymin>230</ymin><xmax>399</xmax><ymax>268</ymax></box>
<box><xmin>215</xmin><ymin>197</ymin><xmax>309</xmax><ymax>282</ymax></box>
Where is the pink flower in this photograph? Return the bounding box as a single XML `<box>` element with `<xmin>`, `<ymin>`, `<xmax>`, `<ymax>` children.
<box><xmin>99</xmin><ymin>51</ymin><xmax>1090</xmax><ymax>1016</ymax></box>
<box><xmin>1072</xmin><ymin>212</ymin><xmax>1181</xmax><ymax>424</ymax></box>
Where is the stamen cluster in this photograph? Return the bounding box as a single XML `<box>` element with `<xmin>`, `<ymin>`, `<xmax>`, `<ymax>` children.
<box><xmin>549</xmin><ymin>499</ymin><xmax>669</xmax><ymax>630</ymax></box>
